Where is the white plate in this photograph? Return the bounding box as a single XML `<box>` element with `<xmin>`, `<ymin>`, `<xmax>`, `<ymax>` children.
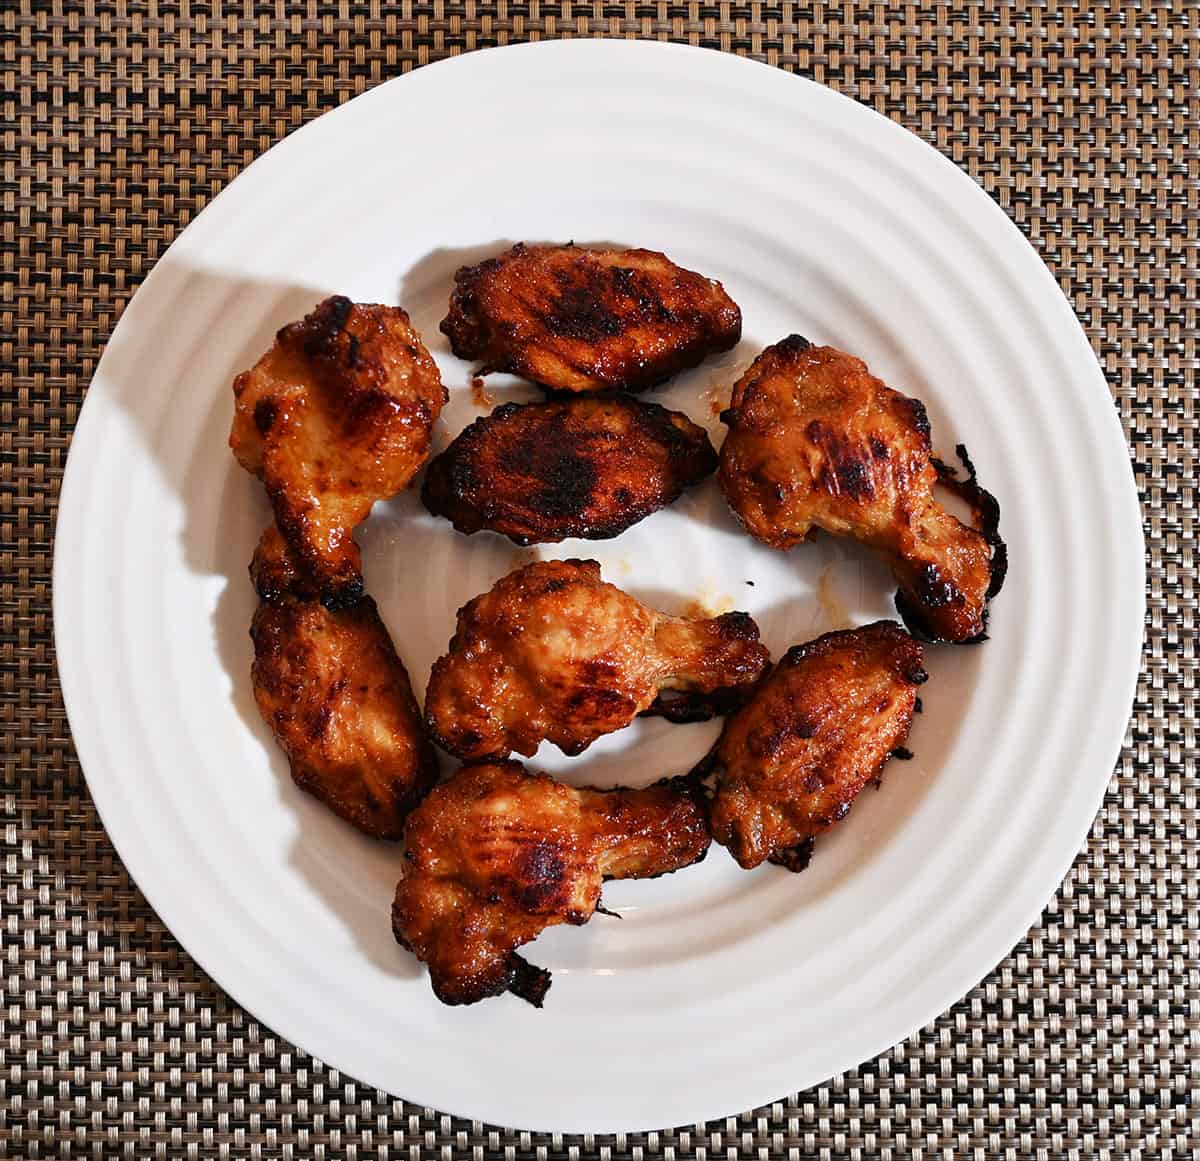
<box><xmin>53</xmin><ymin>40</ymin><xmax>1144</xmax><ymax>1132</ymax></box>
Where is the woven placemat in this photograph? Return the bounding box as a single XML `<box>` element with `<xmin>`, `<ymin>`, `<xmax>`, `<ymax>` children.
<box><xmin>2</xmin><ymin>2</ymin><xmax>1194</xmax><ymax>1157</ymax></box>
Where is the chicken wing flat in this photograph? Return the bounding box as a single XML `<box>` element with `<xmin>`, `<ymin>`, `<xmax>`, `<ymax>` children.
<box><xmin>392</xmin><ymin>760</ymin><xmax>710</xmax><ymax>1006</ymax></box>
<box><xmin>424</xmin><ymin>558</ymin><xmax>770</xmax><ymax>760</ymax></box>
<box><xmin>249</xmin><ymin>526</ymin><xmax>439</xmax><ymax>838</ymax></box>
<box><xmin>718</xmin><ymin>337</ymin><xmax>1006</xmax><ymax>643</ymax></box>
<box><xmin>231</xmin><ymin>296</ymin><xmax>447</xmax><ymax>609</ymax></box>
<box><xmin>704</xmin><ymin>621</ymin><xmax>926</xmax><ymax>871</ymax></box>
<box><xmin>421</xmin><ymin>395</ymin><xmax>717</xmax><ymax>544</ymax></box>
<box><xmin>440</xmin><ymin>243</ymin><xmax>742</xmax><ymax>393</ymax></box>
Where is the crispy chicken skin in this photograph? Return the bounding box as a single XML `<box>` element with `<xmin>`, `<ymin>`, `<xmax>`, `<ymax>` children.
<box><xmin>704</xmin><ymin>621</ymin><xmax>926</xmax><ymax>871</ymax></box>
<box><xmin>231</xmin><ymin>296</ymin><xmax>447</xmax><ymax>609</ymax></box>
<box><xmin>718</xmin><ymin>337</ymin><xmax>1006</xmax><ymax>643</ymax></box>
<box><xmin>421</xmin><ymin>395</ymin><xmax>718</xmax><ymax>544</ymax></box>
<box><xmin>392</xmin><ymin>760</ymin><xmax>710</xmax><ymax>1006</ymax></box>
<box><xmin>249</xmin><ymin>526</ymin><xmax>439</xmax><ymax>839</ymax></box>
<box><xmin>440</xmin><ymin>243</ymin><xmax>742</xmax><ymax>393</ymax></box>
<box><xmin>424</xmin><ymin>559</ymin><xmax>770</xmax><ymax>761</ymax></box>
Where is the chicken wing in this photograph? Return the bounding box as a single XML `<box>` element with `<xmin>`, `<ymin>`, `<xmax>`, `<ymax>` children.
<box><xmin>424</xmin><ymin>558</ymin><xmax>770</xmax><ymax>760</ymax></box>
<box><xmin>422</xmin><ymin>395</ymin><xmax>717</xmax><ymax>544</ymax></box>
<box><xmin>249</xmin><ymin>525</ymin><xmax>439</xmax><ymax>838</ymax></box>
<box><xmin>231</xmin><ymin>295</ymin><xmax>447</xmax><ymax>609</ymax></box>
<box><xmin>440</xmin><ymin>243</ymin><xmax>742</xmax><ymax>393</ymax></box>
<box><xmin>392</xmin><ymin>760</ymin><xmax>710</xmax><ymax>1006</ymax></box>
<box><xmin>718</xmin><ymin>337</ymin><xmax>1006</xmax><ymax>643</ymax></box>
<box><xmin>704</xmin><ymin>621</ymin><xmax>926</xmax><ymax>870</ymax></box>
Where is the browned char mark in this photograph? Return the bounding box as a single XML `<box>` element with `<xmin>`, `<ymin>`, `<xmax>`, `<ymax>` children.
<box><xmin>898</xmin><ymin>443</ymin><xmax>1007</xmax><ymax>643</ymax></box>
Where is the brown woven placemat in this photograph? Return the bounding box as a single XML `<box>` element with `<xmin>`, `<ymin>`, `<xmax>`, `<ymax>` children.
<box><xmin>2</xmin><ymin>2</ymin><xmax>1194</xmax><ymax>1157</ymax></box>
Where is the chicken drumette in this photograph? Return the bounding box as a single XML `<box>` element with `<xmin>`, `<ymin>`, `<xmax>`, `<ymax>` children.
<box><xmin>704</xmin><ymin>621</ymin><xmax>926</xmax><ymax>871</ymax></box>
<box><xmin>392</xmin><ymin>760</ymin><xmax>710</xmax><ymax>1006</ymax></box>
<box><xmin>424</xmin><ymin>558</ymin><xmax>770</xmax><ymax>761</ymax></box>
<box><xmin>249</xmin><ymin>525</ymin><xmax>439</xmax><ymax>838</ymax></box>
<box><xmin>441</xmin><ymin>243</ymin><xmax>742</xmax><ymax>393</ymax></box>
<box><xmin>718</xmin><ymin>337</ymin><xmax>1006</xmax><ymax>643</ymax></box>
<box><xmin>421</xmin><ymin>395</ymin><xmax>717</xmax><ymax>544</ymax></box>
<box><xmin>231</xmin><ymin>295</ymin><xmax>447</xmax><ymax>608</ymax></box>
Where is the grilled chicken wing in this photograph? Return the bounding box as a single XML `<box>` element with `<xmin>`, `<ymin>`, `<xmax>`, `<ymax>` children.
<box><xmin>718</xmin><ymin>337</ymin><xmax>1006</xmax><ymax>643</ymax></box>
<box><xmin>422</xmin><ymin>395</ymin><xmax>717</xmax><ymax>544</ymax></box>
<box><xmin>425</xmin><ymin>558</ymin><xmax>770</xmax><ymax>761</ymax></box>
<box><xmin>249</xmin><ymin>525</ymin><xmax>438</xmax><ymax>838</ymax></box>
<box><xmin>441</xmin><ymin>243</ymin><xmax>742</xmax><ymax>393</ymax></box>
<box><xmin>392</xmin><ymin>760</ymin><xmax>710</xmax><ymax>1006</ymax></box>
<box><xmin>704</xmin><ymin>621</ymin><xmax>926</xmax><ymax>870</ymax></box>
<box><xmin>231</xmin><ymin>296</ymin><xmax>447</xmax><ymax>609</ymax></box>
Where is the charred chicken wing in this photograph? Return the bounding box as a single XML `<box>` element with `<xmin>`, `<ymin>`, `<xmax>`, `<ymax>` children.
<box><xmin>705</xmin><ymin>621</ymin><xmax>926</xmax><ymax>871</ymax></box>
<box><xmin>424</xmin><ymin>559</ymin><xmax>770</xmax><ymax>760</ymax></box>
<box><xmin>422</xmin><ymin>395</ymin><xmax>717</xmax><ymax>544</ymax></box>
<box><xmin>392</xmin><ymin>760</ymin><xmax>710</xmax><ymax>1005</ymax></box>
<box><xmin>231</xmin><ymin>296</ymin><xmax>447</xmax><ymax>609</ymax></box>
<box><xmin>440</xmin><ymin>243</ymin><xmax>742</xmax><ymax>393</ymax></box>
<box><xmin>249</xmin><ymin>526</ymin><xmax>439</xmax><ymax>838</ymax></box>
<box><xmin>718</xmin><ymin>337</ymin><xmax>1006</xmax><ymax>643</ymax></box>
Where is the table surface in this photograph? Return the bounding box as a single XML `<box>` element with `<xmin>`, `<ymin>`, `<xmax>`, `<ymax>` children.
<box><xmin>2</xmin><ymin>2</ymin><xmax>1194</xmax><ymax>1157</ymax></box>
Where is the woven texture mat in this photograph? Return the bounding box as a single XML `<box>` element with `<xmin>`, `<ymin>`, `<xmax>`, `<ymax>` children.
<box><xmin>2</xmin><ymin>2</ymin><xmax>1195</xmax><ymax>1157</ymax></box>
